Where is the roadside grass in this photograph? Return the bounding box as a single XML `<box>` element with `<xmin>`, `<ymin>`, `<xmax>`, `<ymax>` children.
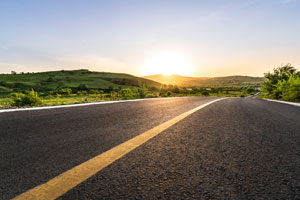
<box><xmin>0</xmin><ymin>91</ymin><xmax>249</xmax><ymax>109</ymax></box>
<box><xmin>41</xmin><ymin>95</ymin><xmax>107</xmax><ymax>106</ymax></box>
<box><xmin>0</xmin><ymin>97</ymin><xmax>10</xmax><ymax>108</ymax></box>
<box><xmin>0</xmin><ymin>94</ymin><xmax>148</xmax><ymax>108</ymax></box>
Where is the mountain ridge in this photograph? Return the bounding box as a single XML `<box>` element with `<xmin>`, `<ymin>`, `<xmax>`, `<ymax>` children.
<box><xmin>144</xmin><ymin>74</ymin><xmax>265</xmax><ymax>87</ymax></box>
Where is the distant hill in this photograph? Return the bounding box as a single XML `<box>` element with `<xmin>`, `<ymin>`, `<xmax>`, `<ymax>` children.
<box><xmin>144</xmin><ymin>74</ymin><xmax>266</xmax><ymax>87</ymax></box>
<box><xmin>0</xmin><ymin>69</ymin><xmax>161</xmax><ymax>95</ymax></box>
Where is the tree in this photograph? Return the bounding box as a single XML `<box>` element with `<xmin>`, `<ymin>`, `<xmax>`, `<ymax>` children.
<box><xmin>11</xmin><ymin>71</ymin><xmax>17</xmax><ymax>75</ymax></box>
<box><xmin>264</xmin><ymin>63</ymin><xmax>297</xmax><ymax>85</ymax></box>
<box><xmin>262</xmin><ymin>64</ymin><xmax>300</xmax><ymax>101</ymax></box>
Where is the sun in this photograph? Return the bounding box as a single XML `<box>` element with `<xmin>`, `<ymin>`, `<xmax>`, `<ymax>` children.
<box><xmin>142</xmin><ymin>51</ymin><xmax>192</xmax><ymax>76</ymax></box>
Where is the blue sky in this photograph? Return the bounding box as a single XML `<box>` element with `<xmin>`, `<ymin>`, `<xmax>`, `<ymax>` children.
<box><xmin>0</xmin><ymin>0</ymin><xmax>299</xmax><ymax>76</ymax></box>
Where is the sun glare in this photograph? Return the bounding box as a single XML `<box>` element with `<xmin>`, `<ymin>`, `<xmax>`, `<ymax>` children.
<box><xmin>142</xmin><ymin>52</ymin><xmax>192</xmax><ymax>76</ymax></box>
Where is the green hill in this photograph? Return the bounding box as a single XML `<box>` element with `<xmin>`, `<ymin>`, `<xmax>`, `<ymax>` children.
<box><xmin>0</xmin><ymin>69</ymin><xmax>161</xmax><ymax>95</ymax></box>
<box><xmin>144</xmin><ymin>74</ymin><xmax>265</xmax><ymax>87</ymax></box>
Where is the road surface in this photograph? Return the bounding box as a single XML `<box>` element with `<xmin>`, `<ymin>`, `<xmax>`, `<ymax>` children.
<box><xmin>1</xmin><ymin>97</ymin><xmax>300</xmax><ymax>199</ymax></box>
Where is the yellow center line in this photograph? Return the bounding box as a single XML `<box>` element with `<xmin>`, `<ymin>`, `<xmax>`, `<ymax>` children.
<box><xmin>13</xmin><ymin>98</ymin><xmax>225</xmax><ymax>200</ymax></box>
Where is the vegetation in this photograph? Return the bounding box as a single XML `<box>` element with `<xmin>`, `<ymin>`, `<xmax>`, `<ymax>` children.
<box><xmin>0</xmin><ymin>69</ymin><xmax>260</xmax><ymax>108</ymax></box>
<box><xmin>261</xmin><ymin>64</ymin><xmax>300</xmax><ymax>102</ymax></box>
<box><xmin>0</xmin><ymin>69</ymin><xmax>161</xmax><ymax>94</ymax></box>
<box><xmin>145</xmin><ymin>74</ymin><xmax>265</xmax><ymax>87</ymax></box>
<box><xmin>10</xmin><ymin>89</ymin><xmax>43</xmax><ymax>107</ymax></box>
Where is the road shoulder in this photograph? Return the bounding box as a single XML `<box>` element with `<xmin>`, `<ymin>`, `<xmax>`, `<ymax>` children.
<box><xmin>263</xmin><ymin>98</ymin><xmax>300</xmax><ymax>107</ymax></box>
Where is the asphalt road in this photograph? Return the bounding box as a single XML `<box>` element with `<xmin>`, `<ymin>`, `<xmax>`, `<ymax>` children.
<box><xmin>1</xmin><ymin>97</ymin><xmax>300</xmax><ymax>199</ymax></box>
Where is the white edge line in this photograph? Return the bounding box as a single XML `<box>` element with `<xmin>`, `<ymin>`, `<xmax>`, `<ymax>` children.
<box><xmin>0</xmin><ymin>96</ymin><xmax>199</xmax><ymax>113</ymax></box>
<box><xmin>263</xmin><ymin>98</ymin><xmax>300</xmax><ymax>107</ymax></box>
<box><xmin>245</xmin><ymin>92</ymin><xmax>260</xmax><ymax>99</ymax></box>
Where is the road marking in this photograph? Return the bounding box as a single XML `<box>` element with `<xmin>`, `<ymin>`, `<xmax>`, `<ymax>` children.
<box><xmin>245</xmin><ymin>92</ymin><xmax>260</xmax><ymax>99</ymax></box>
<box><xmin>263</xmin><ymin>98</ymin><xmax>300</xmax><ymax>107</ymax></box>
<box><xmin>13</xmin><ymin>98</ymin><xmax>225</xmax><ymax>200</ymax></box>
<box><xmin>0</xmin><ymin>97</ymin><xmax>191</xmax><ymax>113</ymax></box>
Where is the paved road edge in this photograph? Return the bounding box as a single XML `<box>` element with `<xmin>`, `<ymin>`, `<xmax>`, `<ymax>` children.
<box><xmin>0</xmin><ymin>97</ymin><xmax>192</xmax><ymax>113</ymax></box>
<box><xmin>263</xmin><ymin>98</ymin><xmax>300</xmax><ymax>107</ymax></box>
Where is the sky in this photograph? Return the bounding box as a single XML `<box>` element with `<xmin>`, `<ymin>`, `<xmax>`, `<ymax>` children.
<box><xmin>0</xmin><ymin>0</ymin><xmax>300</xmax><ymax>77</ymax></box>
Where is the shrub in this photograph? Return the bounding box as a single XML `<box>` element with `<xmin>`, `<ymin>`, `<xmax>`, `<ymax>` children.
<box><xmin>137</xmin><ymin>83</ymin><xmax>148</xmax><ymax>98</ymax></box>
<box><xmin>58</xmin><ymin>88</ymin><xmax>72</xmax><ymax>95</ymax></box>
<box><xmin>110</xmin><ymin>91</ymin><xmax>118</xmax><ymax>100</ymax></box>
<box><xmin>145</xmin><ymin>93</ymin><xmax>156</xmax><ymax>98</ymax></box>
<box><xmin>262</xmin><ymin>64</ymin><xmax>300</xmax><ymax>101</ymax></box>
<box><xmin>173</xmin><ymin>85</ymin><xmax>180</xmax><ymax>93</ymax></box>
<box><xmin>10</xmin><ymin>89</ymin><xmax>43</xmax><ymax>107</ymax></box>
<box><xmin>120</xmin><ymin>88</ymin><xmax>137</xmax><ymax>100</ymax></box>
<box><xmin>81</xmin><ymin>91</ymin><xmax>88</xmax><ymax>96</ymax></box>
<box><xmin>246</xmin><ymin>88</ymin><xmax>255</xmax><ymax>94</ymax></box>
<box><xmin>89</xmin><ymin>89</ymin><xmax>99</xmax><ymax>94</ymax></box>
<box><xmin>277</xmin><ymin>74</ymin><xmax>300</xmax><ymax>102</ymax></box>
<box><xmin>201</xmin><ymin>91</ymin><xmax>209</xmax><ymax>96</ymax></box>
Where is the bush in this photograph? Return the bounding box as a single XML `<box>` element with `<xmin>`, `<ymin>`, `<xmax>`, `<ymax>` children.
<box><xmin>137</xmin><ymin>83</ymin><xmax>148</xmax><ymax>98</ymax></box>
<box><xmin>201</xmin><ymin>91</ymin><xmax>209</xmax><ymax>96</ymax></box>
<box><xmin>262</xmin><ymin>64</ymin><xmax>300</xmax><ymax>101</ymax></box>
<box><xmin>145</xmin><ymin>93</ymin><xmax>156</xmax><ymax>98</ymax></box>
<box><xmin>10</xmin><ymin>89</ymin><xmax>43</xmax><ymax>107</ymax></box>
<box><xmin>120</xmin><ymin>88</ymin><xmax>137</xmax><ymax>100</ymax></box>
<box><xmin>110</xmin><ymin>91</ymin><xmax>118</xmax><ymax>100</ymax></box>
<box><xmin>246</xmin><ymin>88</ymin><xmax>255</xmax><ymax>94</ymax></box>
<box><xmin>58</xmin><ymin>88</ymin><xmax>72</xmax><ymax>95</ymax></box>
<box><xmin>277</xmin><ymin>74</ymin><xmax>300</xmax><ymax>101</ymax></box>
<box><xmin>77</xmin><ymin>90</ymin><xmax>87</xmax><ymax>96</ymax></box>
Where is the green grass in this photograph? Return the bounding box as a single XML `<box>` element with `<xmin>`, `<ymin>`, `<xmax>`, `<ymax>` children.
<box><xmin>42</xmin><ymin>95</ymin><xmax>105</xmax><ymax>106</ymax></box>
<box><xmin>0</xmin><ymin>97</ymin><xmax>10</xmax><ymax>108</ymax></box>
<box><xmin>0</xmin><ymin>69</ymin><xmax>161</xmax><ymax>94</ymax></box>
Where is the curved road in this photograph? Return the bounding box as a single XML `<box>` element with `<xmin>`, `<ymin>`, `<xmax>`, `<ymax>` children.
<box><xmin>1</xmin><ymin>97</ymin><xmax>300</xmax><ymax>199</ymax></box>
